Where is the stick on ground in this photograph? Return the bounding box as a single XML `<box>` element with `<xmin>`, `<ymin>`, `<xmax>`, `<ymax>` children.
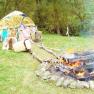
<box><xmin>39</xmin><ymin>43</ymin><xmax>58</xmax><ymax>58</ymax></box>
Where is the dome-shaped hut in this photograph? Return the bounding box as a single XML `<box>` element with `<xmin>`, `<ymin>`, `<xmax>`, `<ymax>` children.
<box><xmin>0</xmin><ymin>10</ymin><xmax>35</xmax><ymax>29</ymax></box>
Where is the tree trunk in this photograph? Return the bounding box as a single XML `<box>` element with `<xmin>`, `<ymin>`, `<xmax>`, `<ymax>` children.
<box><xmin>53</xmin><ymin>1</ymin><xmax>61</xmax><ymax>34</ymax></box>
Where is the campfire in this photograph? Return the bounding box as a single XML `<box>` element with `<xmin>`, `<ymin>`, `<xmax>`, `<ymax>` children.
<box><xmin>36</xmin><ymin>51</ymin><xmax>94</xmax><ymax>89</ymax></box>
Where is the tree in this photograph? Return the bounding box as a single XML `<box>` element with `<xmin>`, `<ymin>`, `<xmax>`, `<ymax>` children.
<box><xmin>0</xmin><ymin>0</ymin><xmax>86</xmax><ymax>36</ymax></box>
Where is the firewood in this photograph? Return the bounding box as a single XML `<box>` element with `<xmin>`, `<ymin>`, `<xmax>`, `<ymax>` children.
<box><xmin>39</xmin><ymin>43</ymin><xmax>58</xmax><ymax>58</ymax></box>
<box><xmin>30</xmin><ymin>52</ymin><xmax>42</xmax><ymax>63</ymax></box>
<box><xmin>35</xmin><ymin>49</ymin><xmax>94</xmax><ymax>89</ymax></box>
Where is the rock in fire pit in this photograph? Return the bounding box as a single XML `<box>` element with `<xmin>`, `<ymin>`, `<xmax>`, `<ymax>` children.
<box><xmin>36</xmin><ymin>51</ymin><xmax>94</xmax><ymax>89</ymax></box>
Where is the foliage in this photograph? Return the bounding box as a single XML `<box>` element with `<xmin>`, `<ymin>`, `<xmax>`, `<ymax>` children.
<box><xmin>0</xmin><ymin>0</ymin><xmax>86</xmax><ymax>35</ymax></box>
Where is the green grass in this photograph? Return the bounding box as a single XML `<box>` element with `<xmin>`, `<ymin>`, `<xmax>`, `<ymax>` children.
<box><xmin>0</xmin><ymin>34</ymin><xmax>94</xmax><ymax>94</ymax></box>
<box><xmin>42</xmin><ymin>34</ymin><xmax>94</xmax><ymax>52</ymax></box>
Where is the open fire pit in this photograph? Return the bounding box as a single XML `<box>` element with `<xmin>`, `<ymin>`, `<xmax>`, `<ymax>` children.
<box><xmin>36</xmin><ymin>51</ymin><xmax>94</xmax><ymax>89</ymax></box>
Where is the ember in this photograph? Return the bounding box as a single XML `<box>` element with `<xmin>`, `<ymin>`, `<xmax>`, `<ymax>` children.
<box><xmin>36</xmin><ymin>51</ymin><xmax>94</xmax><ymax>89</ymax></box>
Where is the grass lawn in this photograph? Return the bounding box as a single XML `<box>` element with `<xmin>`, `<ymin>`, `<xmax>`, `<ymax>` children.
<box><xmin>0</xmin><ymin>34</ymin><xmax>94</xmax><ymax>94</ymax></box>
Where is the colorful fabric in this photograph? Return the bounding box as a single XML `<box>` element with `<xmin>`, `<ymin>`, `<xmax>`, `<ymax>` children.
<box><xmin>18</xmin><ymin>24</ymin><xmax>31</xmax><ymax>41</ymax></box>
<box><xmin>1</xmin><ymin>28</ymin><xmax>8</xmax><ymax>41</ymax></box>
<box><xmin>18</xmin><ymin>29</ymin><xmax>31</xmax><ymax>41</ymax></box>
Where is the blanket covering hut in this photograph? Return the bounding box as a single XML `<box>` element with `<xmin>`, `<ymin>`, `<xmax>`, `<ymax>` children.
<box><xmin>0</xmin><ymin>10</ymin><xmax>41</xmax><ymax>51</ymax></box>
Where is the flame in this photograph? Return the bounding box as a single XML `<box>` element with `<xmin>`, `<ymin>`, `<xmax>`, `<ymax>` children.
<box><xmin>68</xmin><ymin>61</ymin><xmax>81</xmax><ymax>68</ymax></box>
<box><xmin>60</xmin><ymin>59</ymin><xmax>81</xmax><ymax>68</ymax></box>
<box><xmin>58</xmin><ymin>57</ymin><xmax>86</xmax><ymax>78</ymax></box>
<box><xmin>76</xmin><ymin>71</ymin><xmax>85</xmax><ymax>77</ymax></box>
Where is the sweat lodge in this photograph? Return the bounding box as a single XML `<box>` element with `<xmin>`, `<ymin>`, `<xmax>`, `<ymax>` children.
<box><xmin>0</xmin><ymin>10</ymin><xmax>41</xmax><ymax>52</ymax></box>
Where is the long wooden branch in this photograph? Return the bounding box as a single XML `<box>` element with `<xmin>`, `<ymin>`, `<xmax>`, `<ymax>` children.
<box><xmin>29</xmin><ymin>52</ymin><xmax>42</xmax><ymax>63</ymax></box>
<box><xmin>39</xmin><ymin>42</ymin><xmax>61</xmax><ymax>52</ymax></box>
<box><xmin>39</xmin><ymin>43</ymin><xmax>58</xmax><ymax>58</ymax></box>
